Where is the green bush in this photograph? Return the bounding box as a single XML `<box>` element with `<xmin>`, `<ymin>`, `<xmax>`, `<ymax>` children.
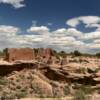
<box><xmin>73</xmin><ymin>85</ymin><xmax>92</xmax><ymax>100</ymax></box>
<box><xmin>16</xmin><ymin>85</ymin><xmax>21</xmax><ymax>89</ymax></box>
<box><xmin>58</xmin><ymin>51</ymin><xmax>67</xmax><ymax>58</ymax></box>
<box><xmin>96</xmin><ymin>53</ymin><xmax>100</xmax><ymax>58</ymax></box>
<box><xmin>73</xmin><ymin>89</ymin><xmax>86</xmax><ymax>100</ymax></box>
<box><xmin>0</xmin><ymin>77</ymin><xmax>8</xmax><ymax>85</ymax></box>
<box><xmin>77</xmin><ymin>68</ymin><xmax>86</xmax><ymax>74</ymax></box>
<box><xmin>63</xmin><ymin>85</ymin><xmax>70</xmax><ymax>95</ymax></box>
<box><xmin>97</xmin><ymin>88</ymin><xmax>100</xmax><ymax>94</ymax></box>
<box><xmin>0</xmin><ymin>91</ymin><xmax>16</xmax><ymax>100</ymax></box>
<box><xmin>15</xmin><ymin>91</ymin><xmax>27</xmax><ymax>99</ymax></box>
<box><xmin>73</xmin><ymin>50</ymin><xmax>82</xmax><ymax>56</ymax></box>
<box><xmin>81</xmin><ymin>85</ymin><xmax>92</xmax><ymax>94</ymax></box>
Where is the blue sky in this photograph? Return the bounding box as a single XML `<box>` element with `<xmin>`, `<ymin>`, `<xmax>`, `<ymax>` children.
<box><xmin>1</xmin><ymin>0</ymin><xmax>100</xmax><ymax>29</ymax></box>
<box><xmin>0</xmin><ymin>0</ymin><xmax>100</xmax><ymax>53</ymax></box>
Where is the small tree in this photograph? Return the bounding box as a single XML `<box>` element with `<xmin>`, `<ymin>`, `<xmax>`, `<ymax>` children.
<box><xmin>73</xmin><ymin>50</ymin><xmax>82</xmax><ymax>56</ymax></box>
<box><xmin>96</xmin><ymin>53</ymin><xmax>100</xmax><ymax>58</ymax></box>
<box><xmin>73</xmin><ymin>89</ymin><xmax>86</xmax><ymax>100</ymax></box>
<box><xmin>58</xmin><ymin>51</ymin><xmax>67</xmax><ymax>58</ymax></box>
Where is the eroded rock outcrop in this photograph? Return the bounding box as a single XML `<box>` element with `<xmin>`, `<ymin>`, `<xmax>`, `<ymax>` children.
<box><xmin>0</xmin><ymin>48</ymin><xmax>100</xmax><ymax>99</ymax></box>
<box><xmin>31</xmin><ymin>75</ymin><xmax>53</xmax><ymax>97</ymax></box>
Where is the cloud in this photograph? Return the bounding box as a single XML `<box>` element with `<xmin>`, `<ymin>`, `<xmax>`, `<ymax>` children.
<box><xmin>0</xmin><ymin>25</ymin><xmax>51</xmax><ymax>49</ymax></box>
<box><xmin>0</xmin><ymin>25</ymin><xmax>20</xmax><ymax>35</ymax></box>
<box><xmin>93</xmin><ymin>39</ymin><xmax>100</xmax><ymax>43</ymax></box>
<box><xmin>0</xmin><ymin>25</ymin><xmax>41</xmax><ymax>48</ymax></box>
<box><xmin>82</xmin><ymin>31</ymin><xmax>100</xmax><ymax>40</ymax></box>
<box><xmin>47</xmin><ymin>23</ymin><xmax>53</xmax><ymax>26</ymax></box>
<box><xmin>0</xmin><ymin>16</ymin><xmax>100</xmax><ymax>53</ymax></box>
<box><xmin>85</xmin><ymin>23</ymin><xmax>100</xmax><ymax>30</ymax></box>
<box><xmin>66</xmin><ymin>18</ymin><xmax>80</xmax><ymax>27</ymax></box>
<box><xmin>26</xmin><ymin>25</ymin><xmax>87</xmax><ymax>52</ymax></box>
<box><xmin>79</xmin><ymin>16</ymin><xmax>100</xmax><ymax>25</ymax></box>
<box><xmin>66</xmin><ymin>16</ymin><xmax>100</xmax><ymax>27</ymax></box>
<box><xmin>0</xmin><ymin>24</ymin><xmax>85</xmax><ymax>52</ymax></box>
<box><xmin>14</xmin><ymin>24</ymin><xmax>100</xmax><ymax>53</ymax></box>
<box><xmin>87</xmin><ymin>43</ymin><xmax>100</xmax><ymax>49</ymax></box>
<box><xmin>0</xmin><ymin>0</ymin><xmax>26</xmax><ymax>8</ymax></box>
<box><xmin>67</xmin><ymin>28</ymin><xmax>83</xmax><ymax>37</ymax></box>
<box><xmin>65</xmin><ymin>16</ymin><xmax>100</xmax><ymax>53</ymax></box>
<box><xmin>0</xmin><ymin>25</ymin><xmax>21</xmax><ymax>48</ymax></box>
<box><xmin>53</xmin><ymin>28</ymin><xmax>82</xmax><ymax>38</ymax></box>
<box><xmin>27</xmin><ymin>26</ymin><xmax>50</xmax><ymax>35</ymax></box>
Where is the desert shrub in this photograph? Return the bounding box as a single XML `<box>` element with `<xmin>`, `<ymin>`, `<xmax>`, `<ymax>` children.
<box><xmin>73</xmin><ymin>89</ymin><xmax>86</xmax><ymax>100</ymax></box>
<box><xmin>19</xmin><ymin>74</ymin><xmax>25</xmax><ymax>79</ymax></box>
<box><xmin>76</xmin><ymin>68</ymin><xmax>86</xmax><ymax>74</ymax></box>
<box><xmin>16</xmin><ymin>85</ymin><xmax>21</xmax><ymax>89</ymax></box>
<box><xmin>81</xmin><ymin>85</ymin><xmax>92</xmax><ymax>94</ymax></box>
<box><xmin>97</xmin><ymin>88</ymin><xmax>100</xmax><ymax>94</ymax></box>
<box><xmin>0</xmin><ymin>77</ymin><xmax>8</xmax><ymax>85</ymax></box>
<box><xmin>58</xmin><ymin>51</ymin><xmax>67</xmax><ymax>58</ymax></box>
<box><xmin>53</xmin><ymin>88</ymin><xmax>63</xmax><ymax>98</ymax></box>
<box><xmin>73</xmin><ymin>50</ymin><xmax>82</xmax><ymax>57</ymax></box>
<box><xmin>52</xmin><ymin>50</ymin><xmax>60</xmax><ymax>59</ymax></box>
<box><xmin>73</xmin><ymin>85</ymin><xmax>92</xmax><ymax>100</ymax></box>
<box><xmin>0</xmin><ymin>91</ymin><xmax>15</xmax><ymax>100</ymax></box>
<box><xmin>16</xmin><ymin>78</ymin><xmax>20</xmax><ymax>82</ymax></box>
<box><xmin>33</xmin><ymin>48</ymin><xmax>38</xmax><ymax>54</ymax></box>
<box><xmin>21</xmin><ymin>88</ymin><xmax>26</xmax><ymax>92</ymax></box>
<box><xmin>95</xmin><ymin>67</ymin><xmax>100</xmax><ymax>72</ymax></box>
<box><xmin>96</xmin><ymin>53</ymin><xmax>100</xmax><ymax>58</ymax></box>
<box><xmin>63</xmin><ymin>85</ymin><xmax>70</xmax><ymax>95</ymax></box>
<box><xmin>15</xmin><ymin>90</ymin><xmax>27</xmax><ymax>99</ymax></box>
<box><xmin>15</xmin><ymin>91</ymin><xmax>27</xmax><ymax>99</ymax></box>
<box><xmin>0</xmin><ymin>50</ymin><xmax>4</xmax><ymax>56</ymax></box>
<box><xmin>30</xmin><ymin>84</ymin><xmax>44</xmax><ymax>97</ymax></box>
<box><xmin>10</xmin><ymin>81</ymin><xmax>16</xmax><ymax>86</ymax></box>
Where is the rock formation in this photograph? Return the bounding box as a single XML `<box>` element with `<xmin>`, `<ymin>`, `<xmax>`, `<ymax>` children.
<box><xmin>0</xmin><ymin>48</ymin><xmax>99</xmax><ymax>99</ymax></box>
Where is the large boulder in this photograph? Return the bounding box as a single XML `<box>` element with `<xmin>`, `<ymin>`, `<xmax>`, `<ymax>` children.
<box><xmin>31</xmin><ymin>75</ymin><xmax>53</xmax><ymax>97</ymax></box>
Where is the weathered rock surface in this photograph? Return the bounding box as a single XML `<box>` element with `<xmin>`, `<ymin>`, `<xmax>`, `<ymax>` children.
<box><xmin>0</xmin><ymin>51</ymin><xmax>100</xmax><ymax>99</ymax></box>
<box><xmin>31</xmin><ymin>75</ymin><xmax>53</xmax><ymax>97</ymax></box>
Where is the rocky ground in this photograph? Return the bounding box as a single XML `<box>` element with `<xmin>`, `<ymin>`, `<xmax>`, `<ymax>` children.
<box><xmin>0</xmin><ymin>55</ymin><xmax>100</xmax><ymax>100</ymax></box>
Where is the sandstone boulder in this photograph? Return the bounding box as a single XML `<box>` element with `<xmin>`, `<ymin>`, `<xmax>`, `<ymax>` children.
<box><xmin>31</xmin><ymin>75</ymin><xmax>53</xmax><ymax>97</ymax></box>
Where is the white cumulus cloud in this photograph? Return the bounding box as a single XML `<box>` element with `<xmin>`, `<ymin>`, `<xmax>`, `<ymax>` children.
<box><xmin>66</xmin><ymin>16</ymin><xmax>100</xmax><ymax>28</ymax></box>
<box><xmin>0</xmin><ymin>16</ymin><xmax>100</xmax><ymax>53</ymax></box>
<box><xmin>0</xmin><ymin>0</ymin><xmax>26</xmax><ymax>8</ymax></box>
<box><xmin>27</xmin><ymin>26</ymin><xmax>50</xmax><ymax>35</ymax></box>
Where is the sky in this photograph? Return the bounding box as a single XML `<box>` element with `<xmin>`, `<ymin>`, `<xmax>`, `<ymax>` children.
<box><xmin>0</xmin><ymin>0</ymin><xmax>100</xmax><ymax>53</ymax></box>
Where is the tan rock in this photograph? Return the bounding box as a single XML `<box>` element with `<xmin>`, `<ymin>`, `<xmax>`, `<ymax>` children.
<box><xmin>96</xmin><ymin>71</ymin><xmax>100</xmax><ymax>77</ymax></box>
<box><xmin>93</xmin><ymin>77</ymin><xmax>100</xmax><ymax>82</ymax></box>
<box><xmin>32</xmin><ymin>75</ymin><xmax>53</xmax><ymax>97</ymax></box>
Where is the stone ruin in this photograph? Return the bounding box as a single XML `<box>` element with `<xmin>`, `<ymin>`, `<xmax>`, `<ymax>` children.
<box><xmin>3</xmin><ymin>48</ymin><xmax>68</xmax><ymax>66</ymax></box>
<box><xmin>37</xmin><ymin>48</ymin><xmax>54</xmax><ymax>63</ymax></box>
<box><xmin>5</xmin><ymin>48</ymin><xmax>35</xmax><ymax>62</ymax></box>
<box><xmin>4</xmin><ymin>48</ymin><xmax>55</xmax><ymax>63</ymax></box>
<box><xmin>0</xmin><ymin>48</ymin><xmax>56</xmax><ymax>75</ymax></box>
